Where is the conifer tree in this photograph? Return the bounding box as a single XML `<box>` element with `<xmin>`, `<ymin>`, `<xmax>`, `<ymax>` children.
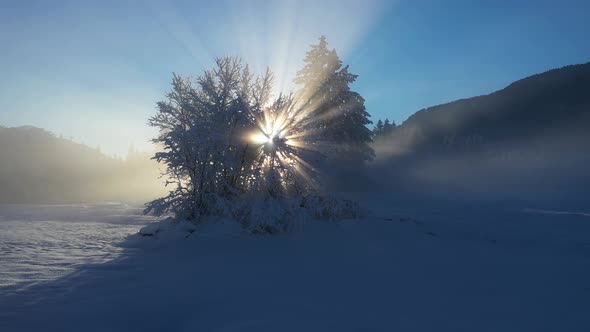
<box><xmin>374</xmin><ymin>119</ymin><xmax>384</xmax><ymax>137</ymax></box>
<box><xmin>294</xmin><ymin>36</ymin><xmax>374</xmax><ymax>163</ymax></box>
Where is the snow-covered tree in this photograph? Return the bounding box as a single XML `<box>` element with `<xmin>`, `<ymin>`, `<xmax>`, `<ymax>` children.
<box><xmin>294</xmin><ymin>36</ymin><xmax>374</xmax><ymax>163</ymax></box>
<box><xmin>145</xmin><ymin>57</ymin><xmax>319</xmax><ymax>222</ymax></box>
<box><xmin>145</xmin><ymin>41</ymin><xmax>372</xmax><ymax>229</ymax></box>
<box><xmin>145</xmin><ymin>58</ymin><xmax>274</xmax><ymax>219</ymax></box>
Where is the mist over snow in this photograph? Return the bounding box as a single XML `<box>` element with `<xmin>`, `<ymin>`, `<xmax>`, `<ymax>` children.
<box><xmin>366</xmin><ymin>62</ymin><xmax>590</xmax><ymax>202</ymax></box>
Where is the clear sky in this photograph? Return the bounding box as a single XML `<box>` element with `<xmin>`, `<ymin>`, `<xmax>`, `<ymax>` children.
<box><xmin>1</xmin><ymin>0</ymin><xmax>589</xmax><ymax>156</ymax></box>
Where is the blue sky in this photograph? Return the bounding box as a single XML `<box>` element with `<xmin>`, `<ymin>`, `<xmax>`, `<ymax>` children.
<box><xmin>1</xmin><ymin>0</ymin><xmax>589</xmax><ymax>156</ymax></box>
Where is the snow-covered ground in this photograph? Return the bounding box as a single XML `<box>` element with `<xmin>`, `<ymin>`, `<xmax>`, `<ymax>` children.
<box><xmin>1</xmin><ymin>199</ymin><xmax>589</xmax><ymax>331</ymax></box>
<box><xmin>0</xmin><ymin>203</ymin><xmax>157</xmax><ymax>291</ymax></box>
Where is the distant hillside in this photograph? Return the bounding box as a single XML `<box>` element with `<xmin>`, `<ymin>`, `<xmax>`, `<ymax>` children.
<box><xmin>371</xmin><ymin>62</ymin><xmax>590</xmax><ymax>198</ymax></box>
<box><xmin>0</xmin><ymin>126</ymin><xmax>165</xmax><ymax>203</ymax></box>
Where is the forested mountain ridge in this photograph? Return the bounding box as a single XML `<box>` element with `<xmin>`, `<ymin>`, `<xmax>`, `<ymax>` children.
<box><xmin>371</xmin><ymin>62</ymin><xmax>590</xmax><ymax>198</ymax></box>
<box><xmin>376</xmin><ymin>62</ymin><xmax>590</xmax><ymax>154</ymax></box>
<box><xmin>0</xmin><ymin>126</ymin><xmax>164</xmax><ymax>203</ymax></box>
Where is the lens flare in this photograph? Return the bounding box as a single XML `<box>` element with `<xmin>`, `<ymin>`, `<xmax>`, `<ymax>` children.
<box><xmin>244</xmin><ymin>97</ymin><xmax>326</xmax><ymax>197</ymax></box>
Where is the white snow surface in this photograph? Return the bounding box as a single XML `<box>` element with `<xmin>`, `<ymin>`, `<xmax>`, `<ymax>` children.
<box><xmin>1</xmin><ymin>199</ymin><xmax>589</xmax><ymax>331</ymax></box>
<box><xmin>0</xmin><ymin>203</ymin><xmax>157</xmax><ymax>291</ymax></box>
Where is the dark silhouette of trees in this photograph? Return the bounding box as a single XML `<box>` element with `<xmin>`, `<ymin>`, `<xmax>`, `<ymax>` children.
<box><xmin>372</xmin><ymin>118</ymin><xmax>397</xmax><ymax>137</ymax></box>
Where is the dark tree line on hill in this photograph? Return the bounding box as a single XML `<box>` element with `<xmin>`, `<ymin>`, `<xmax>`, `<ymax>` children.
<box><xmin>372</xmin><ymin>118</ymin><xmax>397</xmax><ymax>138</ymax></box>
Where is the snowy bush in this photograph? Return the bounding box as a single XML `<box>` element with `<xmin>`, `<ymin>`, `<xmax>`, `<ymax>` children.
<box><xmin>141</xmin><ymin>194</ymin><xmax>366</xmax><ymax>237</ymax></box>
<box><xmin>141</xmin><ymin>195</ymin><xmax>368</xmax><ymax>237</ymax></box>
<box><xmin>234</xmin><ymin>195</ymin><xmax>366</xmax><ymax>234</ymax></box>
<box><xmin>232</xmin><ymin>197</ymin><xmax>306</xmax><ymax>234</ymax></box>
<box><xmin>138</xmin><ymin>217</ymin><xmax>197</xmax><ymax>238</ymax></box>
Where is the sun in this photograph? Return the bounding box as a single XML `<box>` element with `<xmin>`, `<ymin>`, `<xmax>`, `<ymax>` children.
<box><xmin>243</xmin><ymin>98</ymin><xmax>323</xmax><ymax>194</ymax></box>
<box><xmin>249</xmin><ymin>110</ymin><xmax>290</xmax><ymax>149</ymax></box>
<box><xmin>250</xmin><ymin>132</ymin><xmax>272</xmax><ymax>145</ymax></box>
